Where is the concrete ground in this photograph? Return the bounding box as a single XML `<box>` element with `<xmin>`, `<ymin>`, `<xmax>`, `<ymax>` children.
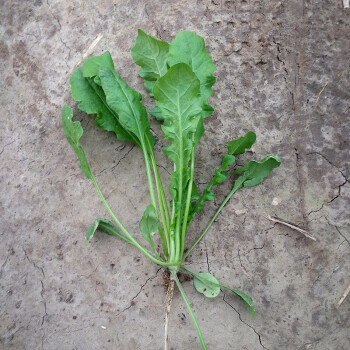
<box><xmin>1</xmin><ymin>0</ymin><xmax>349</xmax><ymax>349</ymax></box>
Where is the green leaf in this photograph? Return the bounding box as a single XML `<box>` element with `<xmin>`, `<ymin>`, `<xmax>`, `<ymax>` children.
<box><xmin>212</xmin><ymin>154</ymin><xmax>236</xmax><ymax>184</ymax></box>
<box><xmin>227</xmin><ymin>131</ymin><xmax>256</xmax><ymax>155</ymax></box>
<box><xmin>227</xmin><ymin>288</ymin><xmax>256</xmax><ymax>319</ymax></box>
<box><xmin>194</xmin><ymin>116</ymin><xmax>205</xmax><ymax>146</ymax></box>
<box><xmin>61</xmin><ymin>105</ymin><xmax>93</xmax><ymax>180</ymax></box>
<box><xmin>86</xmin><ymin>218</ymin><xmax>132</xmax><ymax>243</ymax></box>
<box><xmin>144</xmin><ymin>81</ymin><xmax>156</xmax><ymax>97</ymax></box>
<box><xmin>168</xmin><ymin>31</ymin><xmax>216</xmax><ymax>118</ymax></box>
<box><xmin>153</xmin><ymin>63</ymin><xmax>202</xmax><ymax>205</ymax></box>
<box><xmin>188</xmin><ymin>269</ymin><xmax>256</xmax><ymax>318</ymax></box>
<box><xmin>99</xmin><ymin>67</ymin><xmax>155</xmax><ymax>150</ymax></box>
<box><xmin>149</xmin><ymin>106</ymin><xmax>163</xmax><ymax>121</ymax></box>
<box><xmin>189</xmin><ymin>154</ymin><xmax>235</xmax><ymax>221</ymax></box>
<box><xmin>82</xmin><ymin>51</ymin><xmax>115</xmax><ymax>79</ymax></box>
<box><xmin>193</xmin><ymin>272</ymin><xmax>220</xmax><ymax>298</ymax></box>
<box><xmin>131</xmin><ymin>29</ymin><xmax>169</xmax><ymax>84</ymax></box>
<box><xmin>234</xmin><ymin>155</ymin><xmax>281</xmax><ymax>187</ymax></box>
<box><xmin>139</xmin><ymin>205</ymin><xmax>159</xmax><ymax>244</ymax></box>
<box><xmin>70</xmin><ymin>67</ymin><xmax>138</xmax><ymax>144</ymax></box>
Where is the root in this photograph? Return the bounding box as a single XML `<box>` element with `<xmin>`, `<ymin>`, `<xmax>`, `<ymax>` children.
<box><xmin>164</xmin><ymin>273</ymin><xmax>175</xmax><ymax>350</ymax></box>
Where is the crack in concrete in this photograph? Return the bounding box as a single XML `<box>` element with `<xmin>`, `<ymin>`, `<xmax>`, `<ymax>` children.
<box><xmin>0</xmin><ymin>139</ymin><xmax>15</xmax><ymax>156</ymax></box>
<box><xmin>305</xmin><ymin>151</ymin><xmax>348</xmax><ymax>179</ymax></box>
<box><xmin>204</xmin><ymin>241</ymin><xmax>210</xmax><ymax>273</ymax></box>
<box><xmin>305</xmin><ymin>152</ymin><xmax>349</xmax><ymax>216</ymax></box>
<box><xmin>237</xmin><ymin>248</ymin><xmax>248</xmax><ymax>274</ymax></box>
<box><xmin>144</xmin><ymin>2</ymin><xmax>164</xmax><ymax>40</ymax></box>
<box><xmin>111</xmin><ymin>144</ymin><xmax>136</xmax><ymax>171</ymax></box>
<box><xmin>156</xmin><ymin>163</ymin><xmax>171</xmax><ymax>176</ymax></box>
<box><xmin>46</xmin><ymin>0</ymin><xmax>71</xmax><ymax>66</ymax></box>
<box><xmin>24</xmin><ymin>249</ymin><xmax>45</xmax><ymax>278</ymax></box>
<box><xmin>273</xmin><ymin>38</ymin><xmax>295</xmax><ymax>111</ymax></box>
<box><xmin>295</xmin><ymin>148</ymin><xmax>308</xmax><ymax>222</ymax></box>
<box><xmin>306</xmin><ymin>152</ymin><xmax>348</xmax><ymax>206</ymax></box>
<box><xmin>222</xmin><ymin>293</ymin><xmax>269</xmax><ymax>350</ymax></box>
<box><xmin>324</xmin><ymin>217</ymin><xmax>350</xmax><ymax>247</ymax></box>
<box><xmin>307</xmin><ymin>202</ymin><xmax>325</xmax><ymax>217</ymax></box>
<box><xmin>24</xmin><ymin>250</ymin><xmax>47</xmax><ymax>327</ymax></box>
<box><xmin>116</xmin><ymin>267</ymin><xmax>161</xmax><ymax>317</ymax></box>
<box><xmin>327</xmin><ymin>177</ymin><xmax>347</xmax><ymax>204</ymax></box>
<box><xmin>247</xmin><ymin>243</ymin><xmax>265</xmax><ymax>255</ymax></box>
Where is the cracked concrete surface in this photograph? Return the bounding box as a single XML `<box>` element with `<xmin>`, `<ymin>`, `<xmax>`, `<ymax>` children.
<box><xmin>1</xmin><ymin>0</ymin><xmax>349</xmax><ymax>349</ymax></box>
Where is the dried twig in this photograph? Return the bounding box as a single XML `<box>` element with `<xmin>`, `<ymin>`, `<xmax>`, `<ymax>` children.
<box><xmin>266</xmin><ymin>215</ymin><xmax>316</xmax><ymax>241</ymax></box>
<box><xmin>76</xmin><ymin>32</ymin><xmax>104</xmax><ymax>68</ymax></box>
<box><xmin>335</xmin><ymin>282</ymin><xmax>350</xmax><ymax>308</ymax></box>
<box><xmin>315</xmin><ymin>82</ymin><xmax>329</xmax><ymax>106</ymax></box>
<box><xmin>63</xmin><ymin>33</ymin><xmax>104</xmax><ymax>82</ymax></box>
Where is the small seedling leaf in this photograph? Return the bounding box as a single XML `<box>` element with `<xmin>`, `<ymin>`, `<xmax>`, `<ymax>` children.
<box><xmin>188</xmin><ymin>268</ymin><xmax>256</xmax><ymax>318</ymax></box>
<box><xmin>61</xmin><ymin>105</ymin><xmax>93</xmax><ymax>180</ymax></box>
<box><xmin>193</xmin><ymin>272</ymin><xmax>220</xmax><ymax>298</ymax></box>
<box><xmin>225</xmin><ymin>288</ymin><xmax>256</xmax><ymax>319</ymax></box>
<box><xmin>86</xmin><ymin>218</ymin><xmax>131</xmax><ymax>244</ymax></box>
<box><xmin>139</xmin><ymin>205</ymin><xmax>159</xmax><ymax>244</ymax></box>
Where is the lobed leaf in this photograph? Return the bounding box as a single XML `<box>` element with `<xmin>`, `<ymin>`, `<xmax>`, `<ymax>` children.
<box><xmin>61</xmin><ymin>105</ymin><xmax>93</xmax><ymax>180</ymax></box>
<box><xmin>132</xmin><ymin>30</ymin><xmax>216</xmax><ymax>123</ymax></box>
<box><xmin>131</xmin><ymin>29</ymin><xmax>169</xmax><ymax>96</ymax></box>
<box><xmin>153</xmin><ymin>63</ymin><xmax>202</xmax><ymax>205</ymax></box>
<box><xmin>99</xmin><ymin>67</ymin><xmax>155</xmax><ymax>150</ymax></box>
<box><xmin>188</xmin><ymin>131</ymin><xmax>256</xmax><ymax>221</ymax></box>
<box><xmin>149</xmin><ymin>106</ymin><xmax>163</xmax><ymax>121</ymax></box>
<box><xmin>168</xmin><ymin>31</ymin><xmax>216</xmax><ymax>118</ymax></box>
<box><xmin>70</xmin><ymin>67</ymin><xmax>137</xmax><ymax>144</ymax></box>
<box><xmin>227</xmin><ymin>131</ymin><xmax>256</xmax><ymax>155</ymax></box>
<box><xmin>188</xmin><ymin>154</ymin><xmax>235</xmax><ymax>221</ymax></box>
<box><xmin>233</xmin><ymin>155</ymin><xmax>281</xmax><ymax>188</ymax></box>
<box><xmin>82</xmin><ymin>51</ymin><xmax>115</xmax><ymax>85</ymax></box>
<box><xmin>86</xmin><ymin>218</ymin><xmax>132</xmax><ymax>244</ymax></box>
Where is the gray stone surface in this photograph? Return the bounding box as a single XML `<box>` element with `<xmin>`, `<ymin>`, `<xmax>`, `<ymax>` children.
<box><xmin>1</xmin><ymin>0</ymin><xmax>349</xmax><ymax>349</ymax></box>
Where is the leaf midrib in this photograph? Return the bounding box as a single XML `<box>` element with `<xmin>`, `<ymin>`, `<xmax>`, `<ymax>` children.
<box><xmin>86</xmin><ymin>78</ymin><xmax>140</xmax><ymax>146</ymax></box>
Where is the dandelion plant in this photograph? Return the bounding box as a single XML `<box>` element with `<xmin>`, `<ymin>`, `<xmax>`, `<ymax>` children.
<box><xmin>61</xmin><ymin>29</ymin><xmax>281</xmax><ymax>349</ymax></box>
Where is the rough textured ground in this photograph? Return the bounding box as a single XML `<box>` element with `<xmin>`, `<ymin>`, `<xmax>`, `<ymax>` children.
<box><xmin>1</xmin><ymin>0</ymin><xmax>349</xmax><ymax>349</ymax></box>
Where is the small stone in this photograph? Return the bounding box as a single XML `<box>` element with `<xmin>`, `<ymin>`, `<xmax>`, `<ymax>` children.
<box><xmin>234</xmin><ymin>209</ymin><xmax>247</xmax><ymax>216</ymax></box>
<box><xmin>272</xmin><ymin>197</ymin><xmax>281</xmax><ymax>206</ymax></box>
<box><xmin>233</xmin><ymin>43</ymin><xmax>242</xmax><ymax>52</ymax></box>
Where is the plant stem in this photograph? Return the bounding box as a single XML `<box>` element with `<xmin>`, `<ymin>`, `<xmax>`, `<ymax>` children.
<box><xmin>149</xmin><ymin>150</ymin><xmax>170</xmax><ymax>257</ymax></box>
<box><xmin>180</xmin><ymin>145</ymin><xmax>195</xmax><ymax>259</ymax></box>
<box><xmin>183</xmin><ymin>178</ymin><xmax>244</xmax><ymax>260</ymax></box>
<box><xmin>172</xmin><ymin>272</ymin><xmax>207</xmax><ymax>350</ymax></box>
<box><xmin>141</xmin><ymin>140</ymin><xmax>157</xmax><ymax>211</ymax></box>
<box><xmin>91</xmin><ymin>176</ymin><xmax>174</xmax><ymax>267</ymax></box>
